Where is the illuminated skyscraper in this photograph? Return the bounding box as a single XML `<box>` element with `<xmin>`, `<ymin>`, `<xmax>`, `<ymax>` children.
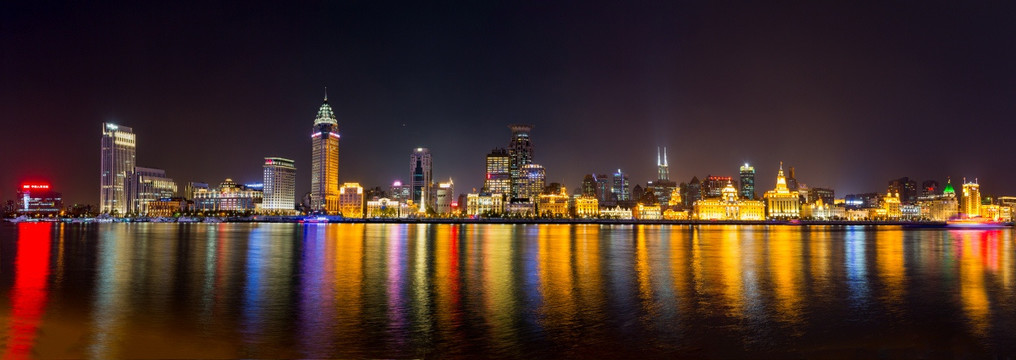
<box><xmin>611</xmin><ymin>169</ymin><xmax>630</xmax><ymax>202</ymax></box>
<box><xmin>962</xmin><ymin>178</ymin><xmax>981</xmax><ymax>217</ymax></box>
<box><xmin>483</xmin><ymin>148</ymin><xmax>511</xmax><ymax>195</ymax></box>
<box><xmin>410</xmin><ymin>148</ymin><xmax>433</xmax><ymax>212</ymax></box>
<box><xmin>262</xmin><ymin>157</ymin><xmax>296</xmax><ymax>212</ymax></box>
<box><xmin>657</xmin><ymin>147</ymin><xmax>670</xmax><ymax>181</ymax></box>
<box><xmin>581</xmin><ymin>174</ymin><xmax>597</xmax><ymax>197</ymax></box>
<box><xmin>594</xmin><ymin>174</ymin><xmax>610</xmax><ymax>202</ymax></box>
<box><xmin>310</xmin><ymin>92</ymin><xmax>340</xmax><ymax>213</ymax></box>
<box><xmin>518</xmin><ymin>164</ymin><xmax>546</xmax><ymax>200</ymax></box>
<box><xmin>100</xmin><ymin>123</ymin><xmax>136</xmax><ymax>215</ymax></box>
<box><xmin>507</xmin><ymin>124</ymin><xmax>534</xmax><ymax>199</ymax></box>
<box><xmin>739</xmin><ymin>163</ymin><xmax>756</xmax><ymax>199</ymax></box>
<box><xmin>651</xmin><ymin>147</ymin><xmax>678</xmax><ymax>205</ymax></box>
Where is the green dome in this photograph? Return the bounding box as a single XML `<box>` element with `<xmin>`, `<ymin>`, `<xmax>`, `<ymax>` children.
<box><xmin>314</xmin><ymin>99</ymin><xmax>337</xmax><ymax>126</ymax></box>
<box><xmin>943</xmin><ymin>182</ymin><xmax>955</xmax><ymax>194</ymax></box>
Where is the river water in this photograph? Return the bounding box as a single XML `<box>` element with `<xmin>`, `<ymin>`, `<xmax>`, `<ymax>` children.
<box><xmin>1</xmin><ymin>223</ymin><xmax>1014</xmax><ymax>358</ymax></box>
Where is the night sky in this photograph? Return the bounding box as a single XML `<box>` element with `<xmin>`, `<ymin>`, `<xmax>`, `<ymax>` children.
<box><xmin>3</xmin><ymin>2</ymin><xmax>1016</xmax><ymax>205</ymax></box>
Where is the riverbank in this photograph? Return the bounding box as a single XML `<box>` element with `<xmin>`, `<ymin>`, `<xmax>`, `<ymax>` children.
<box><xmin>6</xmin><ymin>216</ymin><xmax>1004</xmax><ymax>228</ymax></box>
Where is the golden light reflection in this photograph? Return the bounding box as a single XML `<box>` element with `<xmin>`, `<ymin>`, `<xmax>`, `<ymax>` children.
<box><xmin>573</xmin><ymin>225</ymin><xmax>603</xmax><ymax>322</ymax></box>
<box><xmin>807</xmin><ymin>227</ymin><xmax>831</xmax><ymax>294</ymax></box>
<box><xmin>668</xmin><ymin>226</ymin><xmax>691</xmax><ymax>312</ymax></box>
<box><xmin>768</xmin><ymin>226</ymin><xmax>802</xmax><ymax>323</ymax></box>
<box><xmin>876</xmin><ymin>229</ymin><xmax>906</xmax><ymax>303</ymax></box>
<box><xmin>332</xmin><ymin>224</ymin><xmax>365</xmax><ymax>343</ymax></box>
<box><xmin>718</xmin><ymin>228</ymin><xmax>743</xmax><ymax>318</ymax></box>
<box><xmin>481</xmin><ymin>224</ymin><xmax>518</xmax><ymax>349</ymax></box>
<box><xmin>635</xmin><ymin>225</ymin><xmax>654</xmax><ymax>316</ymax></box>
<box><xmin>956</xmin><ymin>231</ymin><xmax>990</xmax><ymax>336</ymax></box>
<box><xmin>434</xmin><ymin>223</ymin><xmax>459</xmax><ymax>333</ymax></box>
<box><xmin>538</xmin><ymin>225</ymin><xmax>577</xmax><ymax>326</ymax></box>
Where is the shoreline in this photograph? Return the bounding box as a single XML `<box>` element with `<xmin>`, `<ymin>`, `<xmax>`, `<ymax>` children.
<box><xmin>7</xmin><ymin>217</ymin><xmax>1011</xmax><ymax>228</ymax></box>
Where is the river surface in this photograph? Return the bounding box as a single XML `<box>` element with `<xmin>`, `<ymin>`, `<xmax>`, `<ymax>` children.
<box><xmin>1</xmin><ymin>223</ymin><xmax>1014</xmax><ymax>358</ymax></box>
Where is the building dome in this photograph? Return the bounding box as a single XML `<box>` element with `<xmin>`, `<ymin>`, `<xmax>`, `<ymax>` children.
<box><xmin>722</xmin><ymin>182</ymin><xmax>738</xmax><ymax>202</ymax></box>
<box><xmin>314</xmin><ymin>98</ymin><xmax>338</xmax><ymax>126</ymax></box>
<box><xmin>943</xmin><ymin>180</ymin><xmax>955</xmax><ymax>195</ymax></box>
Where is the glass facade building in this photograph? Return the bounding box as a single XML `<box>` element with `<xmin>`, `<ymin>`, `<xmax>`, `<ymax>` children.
<box><xmin>100</xmin><ymin>123</ymin><xmax>136</xmax><ymax>215</ymax></box>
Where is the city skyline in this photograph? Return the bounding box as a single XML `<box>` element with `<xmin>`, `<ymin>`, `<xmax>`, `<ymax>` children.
<box><xmin>4</xmin><ymin>2</ymin><xmax>1016</xmax><ymax>205</ymax></box>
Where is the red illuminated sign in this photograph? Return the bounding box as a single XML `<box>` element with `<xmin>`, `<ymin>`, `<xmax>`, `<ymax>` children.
<box><xmin>21</xmin><ymin>184</ymin><xmax>50</xmax><ymax>190</ymax></box>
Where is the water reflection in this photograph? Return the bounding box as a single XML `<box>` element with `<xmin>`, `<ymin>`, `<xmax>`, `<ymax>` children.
<box><xmin>0</xmin><ymin>223</ymin><xmax>1015</xmax><ymax>357</ymax></box>
<box><xmin>3</xmin><ymin>223</ymin><xmax>51</xmax><ymax>359</ymax></box>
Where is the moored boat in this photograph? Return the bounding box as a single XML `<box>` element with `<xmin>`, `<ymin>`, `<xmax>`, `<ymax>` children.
<box><xmin>946</xmin><ymin>217</ymin><xmax>1011</xmax><ymax>229</ymax></box>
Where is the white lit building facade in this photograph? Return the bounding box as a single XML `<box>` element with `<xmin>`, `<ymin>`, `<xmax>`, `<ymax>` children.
<box><xmin>262</xmin><ymin>157</ymin><xmax>296</xmax><ymax>213</ymax></box>
<box><xmin>100</xmin><ymin>123</ymin><xmax>136</xmax><ymax>215</ymax></box>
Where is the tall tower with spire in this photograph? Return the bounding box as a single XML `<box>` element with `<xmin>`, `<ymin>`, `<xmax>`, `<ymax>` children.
<box><xmin>657</xmin><ymin>147</ymin><xmax>670</xmax><ymax>181</ymax></box>
<box><xmin>764</xmin><ymin>161</ymin><xmax>800</xmax><ymax>218</ymax></box>
<box><xmin>310</xmin><ymin>89</ymin><xmax>340</xmax><ymax>213</ymax></box>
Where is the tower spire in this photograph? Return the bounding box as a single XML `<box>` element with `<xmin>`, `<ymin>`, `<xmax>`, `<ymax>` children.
<box><xmin>324</xmin><ymin>86</ymin><xmax>328</xmax><ymax>102</ymax></box>
<box><xmin>663</xmin><ymin>147</ymin><xmax>668</xmax><ymax>166</ymax></box>
<box><xmin>657</xmin><ymin>147</ymin><xmax>661</xmax><ymax>166</ymax></box>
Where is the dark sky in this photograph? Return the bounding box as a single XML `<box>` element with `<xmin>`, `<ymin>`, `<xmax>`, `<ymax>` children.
<box><xmin>3</xmin><ymin>1</ymin><xmax>1016</xmax><ymax>205</ymax></box>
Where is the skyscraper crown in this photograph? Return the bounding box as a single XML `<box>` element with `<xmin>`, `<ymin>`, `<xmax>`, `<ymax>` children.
<box><xmin>314</xmin><ymin>95</ymin><xmax>338</xmax><ymax>126</ymax></box>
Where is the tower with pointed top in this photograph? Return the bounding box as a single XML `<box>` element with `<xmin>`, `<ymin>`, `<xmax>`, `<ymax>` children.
<box><xmin>764</xmin><ymin>162</ymin><xmax>800</xmax><ymax>218</ymax></box>
<box><xmin>310</xmin><ymin>91</ymin><xmax>340</xmax><ymax>213</ymax></box>
<box><xmin>657</xmin><ymin>147</ymin><xmax>670</xmax><ymax>181</ymax></box>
